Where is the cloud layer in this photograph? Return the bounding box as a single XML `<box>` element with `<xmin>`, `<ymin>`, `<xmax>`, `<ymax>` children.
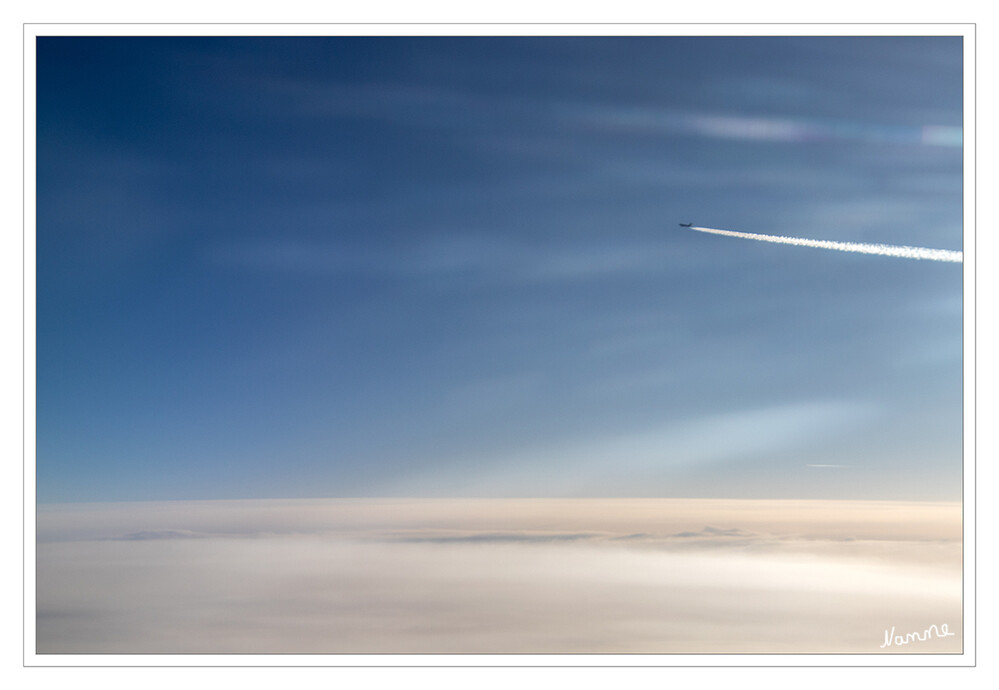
<box><xmin>35</xmin><ymin>498</ymin><xmax>962</xmax><ymax>655</ymax></box>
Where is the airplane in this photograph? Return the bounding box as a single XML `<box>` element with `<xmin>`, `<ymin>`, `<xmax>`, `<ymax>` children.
<box><xmin>678</xmin><ymin>222</ymin><xmax>693</xmax><ymax>227</ymax></box>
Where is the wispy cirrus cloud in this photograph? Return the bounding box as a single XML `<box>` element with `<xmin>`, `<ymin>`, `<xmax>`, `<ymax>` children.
<box><xmin>204</xmin><ymin>233</ymin><xmax>688</xmax><ymax>284</ymax></box>
<box><xmin>562</xmin><ymin>104</ymin><xmax>962</xmax><ymax>148</ymax></box>
<box><xmin>391</xmin><ymin>399</ymin><xmax>879</xmax><ymax>496</ymax></box>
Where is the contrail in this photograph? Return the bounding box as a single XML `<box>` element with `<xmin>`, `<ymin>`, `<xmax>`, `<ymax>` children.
<box><xmin>687</xmin><ymin>226</ymin><xmax>962</xmax><ymax>263</ymax></box>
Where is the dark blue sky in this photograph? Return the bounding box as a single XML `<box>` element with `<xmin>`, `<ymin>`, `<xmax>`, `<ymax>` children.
<box><xmin>36</xmin><ymin>36</ymin><xmax>964</xmax><ymax>502</ymax></box>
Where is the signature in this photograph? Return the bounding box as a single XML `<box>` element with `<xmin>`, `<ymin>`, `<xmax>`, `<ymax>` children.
<box><xmin>881</xmin><ymin>623</ymin><xmax>955</xmax><ymax>648</ymax></box>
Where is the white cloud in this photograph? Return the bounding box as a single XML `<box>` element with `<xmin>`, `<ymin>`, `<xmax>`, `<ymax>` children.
<box><xmin>36</xmin><ymin>498</ymin><xmax>962</xmax><ymax>654</ymax></box>
<box><xmin>564</xmin><ymin>103</ymin><xmax>962</xmax><ymax>148</ymax></box>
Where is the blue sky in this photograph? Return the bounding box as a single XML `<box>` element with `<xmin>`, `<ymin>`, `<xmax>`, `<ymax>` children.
<box><xmin>35</xmin><ymin>36</ymin><xmax>964</xmax><ymax>502</ymax></box>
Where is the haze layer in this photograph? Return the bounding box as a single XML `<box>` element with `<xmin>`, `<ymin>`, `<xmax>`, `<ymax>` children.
<box><xmin>36</xmin><ymin>498</ymin><xmax>962</xmax><ymax>654</ymax></box>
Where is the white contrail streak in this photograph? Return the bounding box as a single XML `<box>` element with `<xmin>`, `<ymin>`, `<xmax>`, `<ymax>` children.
<box><xmin>688</xmin><ymin>226</ymin><xmax>962</xmax><ymax>263</ymax></box>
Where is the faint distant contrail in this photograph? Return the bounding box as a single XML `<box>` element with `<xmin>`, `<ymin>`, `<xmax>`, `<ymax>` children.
<box><xmin>687</xmin><ymin>226</ymin><xmax>962</xmax><ymax>263</ymax></box>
